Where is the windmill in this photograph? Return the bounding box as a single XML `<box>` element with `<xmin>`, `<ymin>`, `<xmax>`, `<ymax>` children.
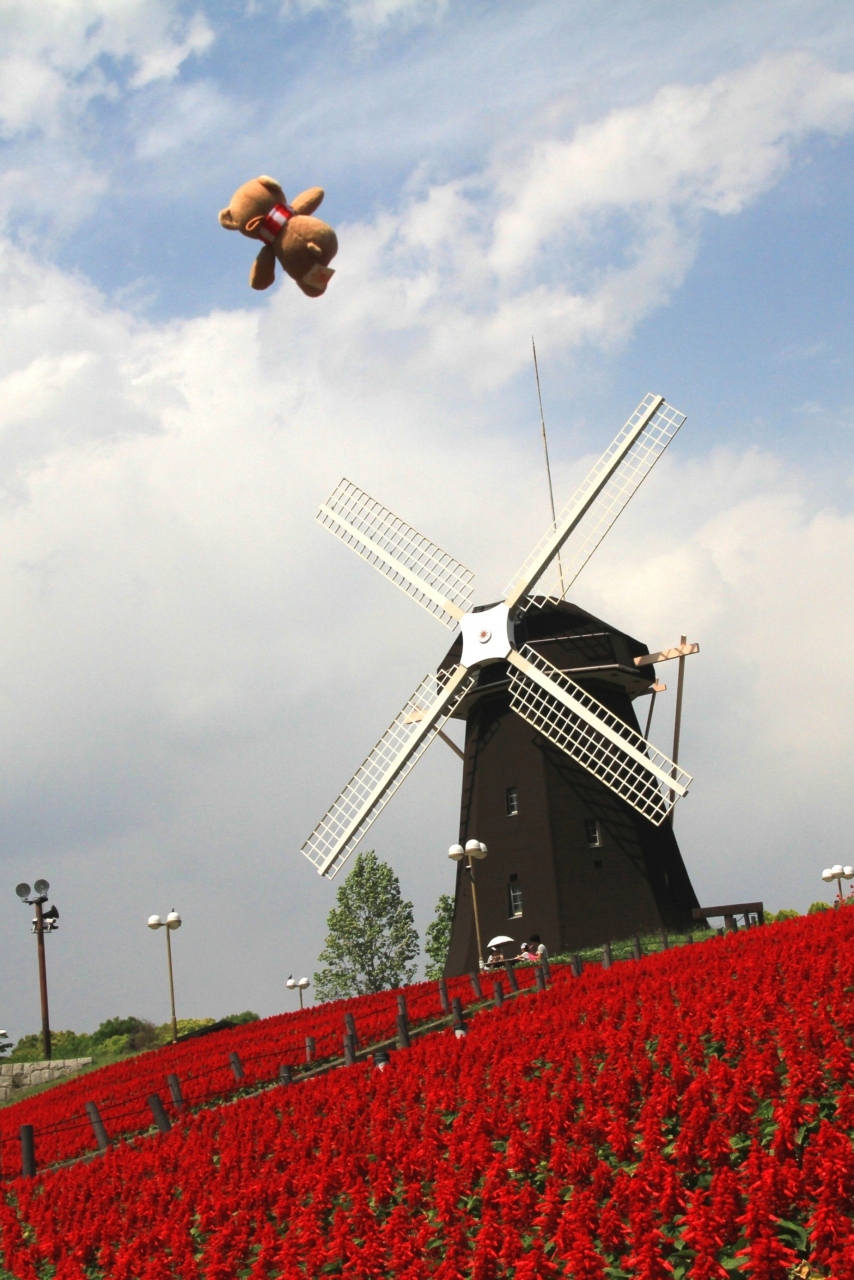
<box><xmin>301</xmin><ymin>394</ymin><xmax>702</xmax><ymax>967</ymax></box>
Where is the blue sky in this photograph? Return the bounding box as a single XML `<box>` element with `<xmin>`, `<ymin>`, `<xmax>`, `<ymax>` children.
<box><xmin>2</xmin><ymin>0</ymin><xmax>854</xmax><ymax>1037</ymax></box>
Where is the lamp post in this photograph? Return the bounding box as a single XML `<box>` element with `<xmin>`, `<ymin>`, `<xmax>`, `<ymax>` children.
<box><xmin>287</xmin><ymin>976</ymin><xmax>310</xmax><ymax>1009</ymax></box>
<box><xmin>821</xmin><ymin>865</ymin><xmax>854</xmax><ymax>908</ymax></box>
<box><xmin>148</xmin><ymin>911</ymin><xmax>182</xmax><ymax>1043</ymax></box>
<box><xmin>449</xmin><ymin>840</ymin><xmax>488</xmax><ymax>969</ymax></box>
<box><xmin>15</xmin><ymin>880</ymin><xmax>58</xmax><ymax>1061</ymax></box>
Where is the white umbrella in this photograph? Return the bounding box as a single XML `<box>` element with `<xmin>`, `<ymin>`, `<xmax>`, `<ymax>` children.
<box><xmin>487</xmin><ymin>935</ymin><xmax>516</xmax><ymax>948</ymax></box>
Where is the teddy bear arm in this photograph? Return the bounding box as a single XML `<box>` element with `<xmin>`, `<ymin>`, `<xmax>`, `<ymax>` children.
<box><xmin>291</xmin><ymin>187</ymin><xmax>325</xmax><ymax>216</ymax></box>
<box><xmin>249</xmin><ymin>245</ymin><xmax>277</xmax><ymax>291</ymax></box>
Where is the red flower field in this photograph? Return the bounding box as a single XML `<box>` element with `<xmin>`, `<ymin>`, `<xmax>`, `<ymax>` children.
<box><xmin>3</xmin><ymin>910</ymin><xmax>854</xmax><ymax>1278</ymax></box>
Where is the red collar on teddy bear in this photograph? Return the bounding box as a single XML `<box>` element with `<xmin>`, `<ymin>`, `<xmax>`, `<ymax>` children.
<box><xmin>258</xmin><ymin>203</ymin><xmax>295</xmax><ymax>244</ymax></box>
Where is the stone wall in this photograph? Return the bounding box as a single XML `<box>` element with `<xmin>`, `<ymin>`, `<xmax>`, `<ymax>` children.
<box><xmin>0</xmin><ymin>1058</ymin><xmax>92</xmax><ymax>1101</ymax></box>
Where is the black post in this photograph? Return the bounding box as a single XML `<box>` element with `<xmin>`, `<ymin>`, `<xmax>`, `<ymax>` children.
<box><xmin>343</xmin><ymin>1033</ymin><xmax>356</xmax><ymax>1065</ymax></box>
<box><xmin>660</xmin><ymin>929</ymin><xmax>669</xmax><ymax>951</ymax></box>
<box><xmin>305</xmin><ymin>1035</ymin><xmax>315</xmax><ymax>1064</ymax></box>
<box><xmin>493</xmin><ymin>978</ymin><xmax>504</xmax><ymax>1007</ymax></box>
<box><xmin>571</xmin><ymin>953</ymin><xmax>584</xmax><ymax>978</ymax></box>
<box><xmin>631</xmin><ymin>934</ymin><xmax>642</xmax><ymax>961</ymax></box>
<box><xmin>396</xmin><ymin>1012</ymin><xmax>410</xmax><ymax>1049</ymax></box>
<box><xmin>166</xmin><ymin>1072</ymin><xmax>184</xmax><ymax>1109</ymax></box>
<box><xmin>451</xmin><ymin>996</ymin><xmax>465</xmax><ymax>1029</ymax></box>
<box><xmin>535</xmin><ymin>965</ymin><xmax>546</xmax><ymax>991</ymax></box>
<box><xmin>601</xmin><ymin>942</ymin><xmax>612</xmax><ymax>970</ymax></box>
<box><xmin>33</xmin><ymin>899</ymin><xmax>52</xmax><ymax>1061</ymax></box>
<box><xmin>20</xmin><ymin>1125</ymin><xmax>35</xmax><ymax>1177</ymax></box>
<box><xmin>470</xmin><ymin>971</ymin><xmax>483</xmax><ymax>999</ymax></box>
<box><xmin>685</xmin><ymin>933</ymin><xmax>694</xmax><ymax>944</ymax></box>
<box><xmin>396</xmin><ymin>993</ymin><xmax>408</xmax><ymax>1017</ymax></box>
<box><xmin>344</xmin><ymin>1011</ymin><xmax>358</xmax><ymax>1044</ymax></box>
<box><xmin>229</xmin><ymin>1051</ymin><xmax>245</xmax><ymax>1082</ymax></box>
<box><xmin>147</xmin><ymin>1093</ymin><xmax>172</xmax><ymax>1133</ymax></box>
<box><xmin>437</xmin><ymin>978</ymin><xmax>450</xmax><ymax>1013</ymax></box>
<box><xmin>278</xmin><ymin>1064</ymin><xmax>292</xmax><ymax>1086</ymax></box>
<box><xmin>85</xmin><ymin>1101</ymin><xmax>110</xmax><ymax>1151</ymax></box>
<box><xmin>505</xmin><ymin>964</ymin><xmax>519</xmax><ymax>992</ymax></box>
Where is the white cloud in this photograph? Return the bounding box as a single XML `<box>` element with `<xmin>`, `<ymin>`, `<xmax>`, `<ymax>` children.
<box><xmin>282</xmin><ymin>0</ymin><xmax>447</xmax><ymax>33</ymax></box>
<box><xmin>309</xmin><ymin>52</ymin><xmax>854</xmax><ymax>388</ymax></box>
<box><xmin>0</xmin><ymin>2</ymin><xmax>213</xmax><ymax>138</ymax></box>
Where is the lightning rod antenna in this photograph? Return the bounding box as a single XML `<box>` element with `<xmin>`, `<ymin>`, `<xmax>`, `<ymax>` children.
<box><xmin>532</xmin><ymin>336</ymin><xmax>565</xmax><ymax>597</ymax></box>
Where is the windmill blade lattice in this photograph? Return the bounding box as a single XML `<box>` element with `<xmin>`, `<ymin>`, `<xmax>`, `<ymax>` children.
<box><xmin>505</xmin><ymin>395</ymin><xmax>686</xmax><ymax>613</ymax></box>
<box><xmin>317</xmin><ymin>478</ymin><xmax>474</xmax><ymax>628</ymax></box>
<box><xmin>301</xmin><ymin>664</ymin><xmax>475</xmax><ymax>878</ymax></box>
<box><xmin>507</xmin><ymin>644</ymin><xmax>691</xmax><ymax>825</ymax></box>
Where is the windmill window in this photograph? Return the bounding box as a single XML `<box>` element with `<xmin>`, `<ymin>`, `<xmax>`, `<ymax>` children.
<box><xmin>585</xmin><ymin>819</ymin><xmax>601</xmax><ymax>847</ymax></box>
<box><xmin>506</xmin><ymin>787</ymin><xmax>519</xmax><ymax>816</ymax></box>
<box><xmin>508</xmin><ymin>878</ymin><xmax>523</xmax><ymax>918</ymax></box>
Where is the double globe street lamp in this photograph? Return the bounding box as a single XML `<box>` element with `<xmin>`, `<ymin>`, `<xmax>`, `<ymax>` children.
<box><xmin>449</xmin><ymin>840</ymin><xmax>488</xmax><ymax>970</ymax></box>
<box><xmin>148</xmin><ymin>910</ymin><xmax>182</xmax><ymax>1044</ymax></box>
<box><xmin>287</xmin><ymin>976</ymin><xmax>310</xmax><ymax>1009</ymax></box>
<box><xmin>15</xmin><ymin>879</ymin><xmax>59</xmax><ymax>1061</ymax></box>
<box><xmin>822</xmin><ymin>865</ymin><xmax>854</xmax><ymax>908</ymax></box>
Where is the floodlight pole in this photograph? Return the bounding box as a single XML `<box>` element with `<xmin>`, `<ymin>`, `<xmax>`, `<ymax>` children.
<box><xmin>449</xmin><ymin>842</ymin><xmax>488</xmax><ymax>969</ymax></box>
<box><xmin>33</xmin><ymin>898</ymin><xmax>51</xmax><ymax>1062</ymax></box>
<box><xmin>467</xmin><ymin>853</ymin><xmax>485</xmax><ymax>972</ymax></box>
<box><xmin>165</xmin><ymin>927</ymin><xmax>178</xmax><ymax>1045</ymax></box>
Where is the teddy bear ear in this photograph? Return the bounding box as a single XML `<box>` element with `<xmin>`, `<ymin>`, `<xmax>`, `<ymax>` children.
<box><xmin>291</xmin><ymin>187</ymin><xmax>324</xmax><ymax>215</ymax></box>
<box><xmin>219</xmin><ymin>208</ymin><xmax>239</xmax><ymax>229</ymax></box>
<box><xmin>257</xmin><ymin>176</ymin><xmax>284</xmax><ymax>195</ymax></box>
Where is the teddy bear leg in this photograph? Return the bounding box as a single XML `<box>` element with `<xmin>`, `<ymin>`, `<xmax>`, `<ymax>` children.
<box><xmin>250</xmin><ymin>245</ymin><xmax>277</xmax><ymax>291</ymax></box>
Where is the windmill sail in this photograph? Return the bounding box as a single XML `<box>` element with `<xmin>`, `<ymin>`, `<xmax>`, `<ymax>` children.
<box><xmin>504</xmin><ymin>395</ymin><xmax>686</xmax><ymax>612</ymax></box>
<box><xmin>301</xmin><ymin>664</ymin><xmax>475</xmax><ymax>878</ymax></box>
<box><xmin>317</xmin><ymin>479</ymin><xmax>474</xmax><ymax>628</ymax></box>
<box><xmin>507</xmin><ymin>645</ymin><xmax>691</xmax><ymax>825</ymax></box>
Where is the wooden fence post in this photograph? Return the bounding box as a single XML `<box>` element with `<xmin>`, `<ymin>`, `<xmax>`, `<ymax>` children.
<box><xmin>305</xmin><ymin>1036</ymin><xmax>315</xmax><ymax>1064</ymax></box>
<box><xmin>438</xmin><ymin>978</ymin><xmax>450</xmax><ymax>1012</ymax></box>
<box><xmin>229</xmin><ymin>1051</ymin><xmax>245</xmax><ymax>1082</ymax></box>
<box><xmin>493</xmin><ymin>979</ymin><xmax>504</xmax><ymax>1008</ymax></box>
<box><xmin>396</xmin><ymin>1012</ymin><xmax>411</xmax><ymax>1050</ymax></box>
<box><xmin>631</xmin><ymin>934</ymin><xmax>642</xmax><ymax>961</ymax></box>
<box><xmin>505</xmin><ymin>965</ymin><xmax>519</xmax><ymax>992</ymax></box>
<box><xmin>602</xmin><ymin>942</ymin><xmax>612</xmax><ymax>970</ymax></box>
<box><xmin>20</xmin><ymin>1125</ymin><xmax>35</xmax><ymax>1178</ymax></box>
<box><xmin>470</xmin><ymin>971</ymin><xmax>483</xmax><ymax>999</ymax></box>
<box><xmin>148</xmin><ymin>1093</ymin><xmax>172</xmax><ymax>1133</ymax></box>
<box><xmin>535</xmin><ymin>965</ymin><xmax>546</xmax><ymax>991</ymax></box>
<box><xmin>85</xmin><ymin>1101</ymin><xmax>110</xmax><ymax>1151</ymax></box>
<box><xmin>344</xmin><ymin>1012</ymin><xmax>358</xmax><ymax>1044</ymax></box>
<box><xmin>166</xmin><ymin>1073</ymin><xmax>184</xmax><ymax>1109</ymax></box>
<box><xmin>278</xmin><ymin>1064</ymin><xmax>292</xmax><ymax>1086</ymax></box>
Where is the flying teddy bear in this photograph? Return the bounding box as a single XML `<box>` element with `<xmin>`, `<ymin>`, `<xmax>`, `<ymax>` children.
<box><xmin>218</xmin><ymin>176</ymin><xmax>338</xmax><ymax>297</ymax></box>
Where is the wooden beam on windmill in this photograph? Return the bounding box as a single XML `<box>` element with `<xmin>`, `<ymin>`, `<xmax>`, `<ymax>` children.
<box><xmin>635</xmin><ymin>641</ymin><xmax>699</xmax><ymax>819</ymax></box>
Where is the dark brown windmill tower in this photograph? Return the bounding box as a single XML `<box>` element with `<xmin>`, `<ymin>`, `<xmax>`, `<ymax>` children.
<box><xmin>441</xmin><ymin>599</ymin><xmax>699</xmax><ymax>974</ymax></box>
<box><xmin>301</xmin><ymin>394</ymin><xmax>700</xmax><ymax>968</ymax></box>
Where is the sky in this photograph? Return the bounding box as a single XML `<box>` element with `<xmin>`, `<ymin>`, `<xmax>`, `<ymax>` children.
<box><xmin>2</xmin><ymin>0</ymin><xmax>854</xmax><ymax>1038</ymax></box>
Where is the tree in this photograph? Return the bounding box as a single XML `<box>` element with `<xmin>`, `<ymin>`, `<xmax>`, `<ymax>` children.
<box><xmin>424</xmin><ymin>893</ymin><xmax>455</xmax><ymax>979</ymax></box>
<box><xmin>314</xmin><ymin>851</ymin><xmax>419</xmax><ymax>1001</ymax></box>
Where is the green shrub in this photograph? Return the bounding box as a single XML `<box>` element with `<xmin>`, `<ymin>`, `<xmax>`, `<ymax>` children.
<box><xmin>808</xmin><ymin>901</ymin><xmax>832</xmax><ymax>914</ymax></box>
